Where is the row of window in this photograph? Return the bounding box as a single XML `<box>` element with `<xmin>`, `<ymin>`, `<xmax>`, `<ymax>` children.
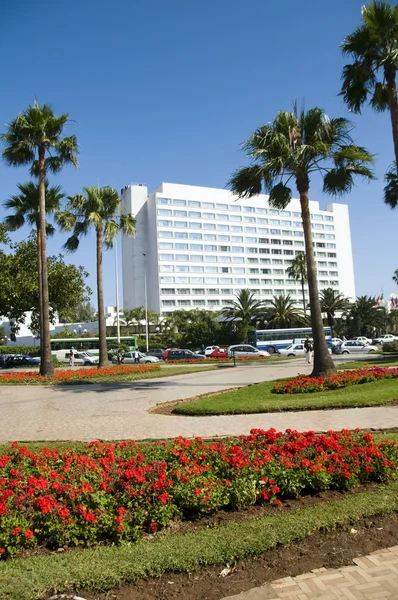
<box><xmin>159</xmin><ymin>276</ymin><xmax>339</xmax><ymax>286</ymax></box>
<box><xmin>159</xmin><ymin>265</ymin><xmax>338</xmax><ymax>275</ymax></box>
<box><xmin>157</xmin><ymin>221</ymin><xmax>335</xmax><ymax>238</ymax></box>
<box><xmin>156</xmin><ymin>197</ymin><xmax>335</xmax><ymax>222</ymax></box>
<box><xmin>158</xmin><ymin>230</ymin><xmax>311</xmax><ymax>242</ymax></box>
<box><xmin>157</xmin><ymin>236</ymin><xmax>335</xmax><ymax>251</ymax></box>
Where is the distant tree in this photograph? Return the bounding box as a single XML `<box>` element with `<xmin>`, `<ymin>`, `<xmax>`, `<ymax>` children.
<box><xmin>265</xmin><ymin>295</ymin><xmax>305</xmax><ymax>328</ymax></box>
<box><xmin>0</xmin><ymin>224</ymin><xmax>10</xmax><ymax>245</ymax></box>
<box><xmin>346</xmin><ymin>295</ymin><xmax>387</xmax><ymax>337</ymax></box>
<box><xmin>221</xmin><ymin>289</ymin><xmax>267</xmax><ymax>342</ymax></box>
<box><xmin>51</xmin><ymin>328</ymin><xmax>78</xmax><ymax>339</ymax></box>
<box><xmin>286</xmin><ymin>253</ymin><xmax>307</xmax><ymax>313</ymax></box>
<box><xmin>108</xmin><ymin>341</ymin><xmax>129</xmax><ymax>364</ymax></box>
<box><xmin>73</xmin><ymin>301</ymin><xmax>97</xmax><ymax>323</ymax></box>
<box><xmin>58</xmin><ymin>186</ymin><xmax>135</xmax><ymax>367</ymax></box>
<box><xmin>1</xmin><ymin>102</ymin><xmax>78</xmax><ymax>376</ymax></box>
<box><xmin>320</xmin><ymin>288</ymin><xmax>351</xmax><ymax>331</ymax></box>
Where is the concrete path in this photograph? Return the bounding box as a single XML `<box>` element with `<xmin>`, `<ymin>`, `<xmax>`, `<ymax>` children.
<box><xmin>223</xmin><ymin>545</ymin><xmax>398</xmax><ymax>599</ymax></box>
<box><xmin>1</xmin><ymin>360</ymin><xmax>398</xmax><ymax>442</ymax></box>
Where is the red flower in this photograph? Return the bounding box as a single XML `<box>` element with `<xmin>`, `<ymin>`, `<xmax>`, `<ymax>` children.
<box><xmin>148</xmin><ymin>521</ymin><xmax>158</xmax><ymax>533</ymax></box>
<box><xmin>12</xmin><ymin>527</ymin><xmax>21</xmax><ymax>535</ymax></box>
<box><xmin>158</xmin><ymin>492</ymin><xmax>169</xmax><ymax>504</ymax></box>
<box><xmin>117</xmin><ymin>525</ymin><xmax>124</xmax><ymax>533</ymax></box>
<box><xmin>24</xmin><ymin>529</ymin><xmax>34</xmax><ymax>538</ymax></box>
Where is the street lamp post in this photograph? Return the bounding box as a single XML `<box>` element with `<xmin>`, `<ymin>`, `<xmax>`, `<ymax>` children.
<box><xmin>143</xmin><ymin>253</ymin><xmax>149</xmax><ymax>353</ymax></box>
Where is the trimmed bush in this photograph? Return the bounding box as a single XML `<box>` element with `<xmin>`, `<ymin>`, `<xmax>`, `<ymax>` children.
<box><xmin>0</xmin><ymin>346</ymin><xmax>40</xmax><ymax>357</ymax></box>
<box><xmin>382</xmin><ymin>341</ymin><xmax>398</xmax><ymax>353</ymax></box>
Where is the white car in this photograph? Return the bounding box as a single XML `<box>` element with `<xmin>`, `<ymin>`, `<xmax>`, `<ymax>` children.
<box><xmin>373</xmin><ymin>334</ymin><xmax>398</xmax><ymax>344</ymax></box>
<box><xmin>121</xmin><ymin>351</ymin><xmax>160</xmax><ymax>364</ymax></box>
<box><xmin>58</xmin><ymin>351</ymin><xmax>99</xmax><ymax>366</ymax></box>
<box><xmin>337</xmin><ymin>340</ymin><xmax>378</xmax><ymax>354</ymax></box>
<box><xmin>204</xmin><ymin>345</ymin><xmax>219</xmax><ymax>356</ymax></box>
<box><xmin>353</xmin><ymin>336</ymin><xmax>373</xmax><ymax>345</ymax></box>
<box><xmin>226</xmin><ymin>344</ymin><xmax>270</xmax><ymax>358</ymax></box>
<box><xmin>279</xmin><ymin>343</ymin><xmax>332</xmax><ymax>357</ymax></box>
<box><xmin>330</xmin><ymin>337</ymin><xmax>344</xmax><ymax>346</ymax></box>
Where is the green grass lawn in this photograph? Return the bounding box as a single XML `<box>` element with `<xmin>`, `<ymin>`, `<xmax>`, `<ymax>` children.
<box><xmin>173</xmin><ymin>377</ymin><xmax>398</xmax><ymax>415</ymax></box>
<box><xmin>1</xmin><ymin>481</ymin><xmax>397</xmax><ymax>600</ymax></box>
<box><xmin>337</xmin><ymin>354</ymin><xmax>398</xmax><ymax>370</ymax></box>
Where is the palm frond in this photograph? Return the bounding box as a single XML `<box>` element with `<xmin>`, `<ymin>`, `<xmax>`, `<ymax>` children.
<box><xmin>384</xmin><ymin>163</ymin><xmax>398</xmax><ymax>208</ymax></box>
<box><xmin>370</xmin><ymin>81</ymin><xmax>390</xmax><ymax>111</ymax></box>
<box><xmin>119</xmin><ymin>213</ymin><xmax>136</xmax><ymax>237</ymax></box>
<box><xmin>268</xmin><ymin>182</ymin><xmax>292</xmax><ymax>209</ymax></box>
<box><xmin>340</xmin><ymin>62</ymin><xmax>375</xmax><ymax>113</ymax></box>
<box><xmin>57</xmin><ymin>211</ymin><xmax>77</xmax><ymax>231</ymax></box>
<box><xmin>227</xmin><ymin>166</ymin><xmax>265</xmax><ymax>198</ymax></box>
<box><xmin>63</xmin><ymin>234</ymin><xmax>80</xmax><ymax>253</ymax></box>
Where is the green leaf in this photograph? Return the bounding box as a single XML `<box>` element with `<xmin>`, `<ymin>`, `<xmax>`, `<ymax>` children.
<box><xmin>384</xmin><ymin>163</ymin><xmax>398</xmax><ymax>209</ymax></box>
<box><xmin>268</xmin><ymin>182</ymin><xmax>292</xmax><ymax>208</ymax></box>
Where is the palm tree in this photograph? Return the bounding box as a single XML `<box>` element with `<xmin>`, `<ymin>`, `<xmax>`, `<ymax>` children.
<box><xmin>265</xmin><ymin>294</ymin><xmax>306</xmax><ymax>328</ymax></box>
<box><xmin>58</xmin><ymin>187</ymin><xmax>136</xmax><ymax>367</ymax></box>
<box><xmin>221</xmin><ymin>289</ymin><xmax>267</xmax><ymax>342</ymax></box>
<box><xmin>1</xmin><ymin>102</ymin><xmax>78</xmax><ymax>376</ymax></box>
<box><xmin>341</xmin><ymin>2</ymin><xmax>398</xmax><ymax>171</ymax></box>
<box><xmin>320</xmin><ymin>288</ymin><xmax>351</xmax><ymax>332</ymax></box>
<box><xmin>393</xmin><ymin>268</ymin><xmax>398</xmax><ymax>285</ymax></box>
<box><xmin>346</xmin><ymin>296</ymin><xmax>387</xmax><ymax>338</ymax></box>
<box><xmin>286</xmin><ymin>253</ymin><xmax>307</xmax><ymax>313</ymax></box>
<box><xmin>3</xmin><ymin>180</ymin><xmax>64</xmax><ymax>344</ymax></box>
<box><xmin>228</xmin><ymin>107</ymin><xmax>374</xmax><ymax>376</ymax></box>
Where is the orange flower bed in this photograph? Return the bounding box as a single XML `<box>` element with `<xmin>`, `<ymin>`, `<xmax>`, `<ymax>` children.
<box><xmin>0</xmin><ymin>364</ymin><xmax>160</xmax><ymax>385</ymax></box>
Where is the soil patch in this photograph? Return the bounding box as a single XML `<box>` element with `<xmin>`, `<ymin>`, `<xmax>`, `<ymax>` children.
<box><xmin>81</xmin><ymin>511</ymin><xmax>398</xmax><ymax>600</ymax></box>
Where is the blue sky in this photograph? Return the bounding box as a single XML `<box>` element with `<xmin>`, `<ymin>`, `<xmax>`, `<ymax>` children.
<box><xmin>1</xmin><ymin>0</ymin><xmax>396</xmax><ymax>307</ymax></box>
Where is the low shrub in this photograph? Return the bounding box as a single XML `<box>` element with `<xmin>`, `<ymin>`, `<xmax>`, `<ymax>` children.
<box><xmin>272</xmin><ymin>367</ymin><xmax>398</xmax><ymax>394</ymax></box>
<box><xmin>0</xmin><ymin>364</ymin><xmax>159</xmax><ymax>385</ymax></box>
<box><xmin>0</xmin><ymin>429</ymin><xmax>396</xmax><ymax>556</ymax></box>
<box><xmin>382</xmin><ymin>341</ymin><xmax>398</xmax><ymax>353</ymax></box>
<box><xmin>0</xmin><ymin>346</ymin><xmax>40</xmax><ymax>357</ymax></box>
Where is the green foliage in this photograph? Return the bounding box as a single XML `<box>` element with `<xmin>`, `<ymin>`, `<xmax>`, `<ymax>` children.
<box><xmin>265</xmin><ymin>294</ymin><xmax>306</xmax><ymax>328</ymax></box>
<box><xmin>108</xmin><ymin>342</ymin><xmax>130</xmax><ymax>364</ymax></box>
<box><xmin>221</xmin><ymin>289</ymin><xmax>267</xmax><ymax>342</ymax></box>
<box><xmin>0</xmin><ymin>239</ymin><xmax>91</xmax><ymax>333</ymax></box>
<box><xmin>385</xmin><ymin>163</ymin><xmax>398</xmax><ymax>208</ymax></box>
<box><xmin>0</xmin><ymin>345</ymin><xmax>40</xmax><ymax>357</ymax></box>
<box><xmin>0</xmin><ymin>223</ymin><xmax>10</xmax><ymax>245</ymax></box>
<box><xmin>50</xmin><ymin>328</ymin><xmax>78</xmax><ymax>339</ymax></box>
<box><xmin>382</xmin><ymin>340</ymin><xmax>398</xmax><ymax>352</ymax></box>
<box><xmin>320</xmin><ymin>288</ymin><xmax>351</xmax><ymax>330</ymax></box>
<box><xmin>0</xmin><ymin>327</ymin><xmax>5</xmax><ymax>344</ymax></box>
<box><xmin>346</xmin><ymin>295</ymin><xmax>388</xmax><ymax>337</ymax></box>
<box><xmin>72</xmin><ymin>301</ymin><xmax>97</xmax><ymax>323</ymax></box>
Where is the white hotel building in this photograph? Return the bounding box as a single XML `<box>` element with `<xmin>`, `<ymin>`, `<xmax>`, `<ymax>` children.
<box><xmin>121</xmin><ymin>182</ymin><xmax>355</xmax><ymax>314</ymax></box>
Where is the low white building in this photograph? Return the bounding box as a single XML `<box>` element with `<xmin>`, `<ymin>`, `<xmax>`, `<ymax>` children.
<box><xmin>121</xmin><ymin>182</ymin><xmax>356</xmax><ymax>314</ymax></box>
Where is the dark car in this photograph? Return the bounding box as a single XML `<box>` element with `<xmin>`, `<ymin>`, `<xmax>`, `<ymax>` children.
<box><xmin>146</xmin><ymin>348</ymin><xmax>166</xmax><ymax>360</ymax></box>
<box><xmin>166</xmin><ymin>349</ymin><xmax>205</xmax><ymax>361</ymax></box>
<box><xmin>2</xmin><ymin>355</ymin><xmax>41</xmax><ymax>369</ymax></box>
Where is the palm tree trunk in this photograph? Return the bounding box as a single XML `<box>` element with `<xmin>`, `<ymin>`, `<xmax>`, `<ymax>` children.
<box><xmin>299</xmin><ymin>187</ymin><xmax>336</xmax><ymax>376</ymax></box>
<box><xmin>96</xmin><ymin>227</ymin><xmax>109</xmax><ymax>367</ymax></box>
<box><xmin>385</xmin><ymin>68</ymin><xmax>398</xmax><ymax>170</ymax></box>
<box><xmin>38</xmin><ymin>147</ymin><xmax>54</xmax><ymax>377</ymax></box>
<box><xmin>301</xmin><ymin>277</ymin><xmax>306</xmax><ymax>314</ymax></box>
<box><xmin>36</xmin><ymin>224</ymin><xmax>43</xmax><ymax>363</ymax></box>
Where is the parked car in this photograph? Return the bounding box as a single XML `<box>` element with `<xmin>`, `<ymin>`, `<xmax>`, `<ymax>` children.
<box><xmin>162</xmin><ymin>348</ymin><xmax>177</xmax><ymax>360</ymax></box>
<box><xmin>353</xmin><ymin>336</ymin><xmax>373</xmax><ymax>345</ymax></box>
<box><xmin>226</xmin><ymin>345</ymin><xmax>270</xmax><ymax>358</ymax></box>
<box><xmin>279</xmin><ymin>343</ymin><xmax>332</xmax><ymax>357</ymax></box>
<box><xmin>146</xmin><ymin>348</ymin><xmax>166</xmax><ymax>360</ymax></box>
<box><xmin>204</xmin><ymin>345</ymin><xmax>219</xmax><ymax>356</ymax></box>
<box><xmin>165</xmin><ymin>349</ymin><xmax>205</xmax><ymax>361</ymax></box>
<box><xmin>210</xmin><ymin>347</ymin><xmax>227</xmax><ymax>358</ymax></box>
<box><xmin>113</xmin><ymin>351</ymin><xmax>160</xmax><ymax>364</ymax></box>
<box><xmin>373</xmin><ymin>334</ymin><xmax>398</xmax><ymax>344</ymax></box>
<box><xmin>334</xmin><ymin>340</ymin><xmax>379</xmax><ymax>354</ymax></box>
<box><xmin>1</xmin><ymin>354</ymin><xmax>41</xmax><ymax>369</ymax></box>
<box><xmin>330</xmin><ymin>337</ymin><xmax>344</xmax><ymax>346</ymax></box>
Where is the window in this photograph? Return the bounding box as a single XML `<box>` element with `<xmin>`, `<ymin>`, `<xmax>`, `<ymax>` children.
<box><xmin>203</xmin><ymin>223</ymin><xmax>216</xmax><ymax>230</ymax></box>
<box><xmin>158</xmin><ymin>242</ymin><xmax>173</xmax><ymax>250</ymax></box>
<box><xmin>205</xmin><ymin>266</ymin><xmax>218</xmax><ymax>273</ymax></box>
<box><xmin>249</xmin><ymin>278</ymin><xmax>260</xmax><ymax>284</ymax></box>
<box><xmin>188</xmin><ymin>200</ymin><xmax>200</xmax><ymax>207</ymax></box>
<box><xmin>189</xmin><ymin>232</ymin><xmax>202</xmax><ymax>240</ymax></box>
<box><xmin>256</xmin><ymin>207</ymin><xmax>267</xmax><ymax>214</ymax></box>
<box><xmin>158</xmin><ymin>230</ymin><xmax>173</xmax><ymax>238</ymax></box>
<box><xmin>160</xmin><ymin>288</ymin><xmax>175</xmax><ymax>295</ymax></box>
<box><xmin>220</xmin><ymin>277</ymin><xmax>233</xmax><ymax>284</ymax></box>
<box><xmin>280</xmin><ymin>210</ymin><xmax>291</xmax><ymax>217</ymax></box>
<box><xmin>190</xmin><ymin>243</ymin><xmax>203</xmax><ymax>250</ymax></box>
<box><xmin>232</xmin><ymin>246</ymin><xmax>244</xmax><ymax>253</ymax></box>
<box><xmin>174</xmin><ymin>221</ymin><xmax>187</xmax><ymax>228</ymax></box>
<box><xmin>191</xmin><ymin>277</ymin><xmax>204</xmax><ymax>283</ymax></box>
<box><xmin>316</xmin><ymin>242</ymin><xmax>325</xmax><ymax>248</ymax></box>
<box><xmin>190</xmin><ymin>266</ymin><xmax>204</xmax><ymax>272</ymax></box>
<box><xmin>314</xmin><ymin>233</ymin><xmax>325</xmax><ymax>239</ymax></box>
<box><xmin>326</xmin><ymin>243</ymin><xmax>336</xmax><ymax>248</ymax></box>
<box><xmin>262</xmin><ymin>278</ymin><xmax>272</xmax><ymax>284</ymax></box>
<box><xmin>221</xmin><ymin>288</ymin><xmax>233</xmax><ymax>294</ymax></box>
<box><xmin>160</xmin><ymin>265</ymin><xmax>174</xmax><ymax>272</ymax></box>
<box><xmin>188</xmin><ymin>211</ymin><xmax>201</xmax><ymax>218</ymax></box>
<box><xmin>317</xmin><ymin>251</ymin><xmax>326</xmax><ymax>257</ymax></box>
<box><xmin>174</xmin><ymin>254</ymin><xmax>188</xmax><ymax>262</ymax></box>
<box><xmin>328</xmin><ymin>252</ymin><xmax>337</xmax><ymax>258</ymax></box>
<box><xmin>260</xmin><ymin>258</ymin><xmax>271</xmax><ymax>264</ymax></box>
<box><xmin>259</xmin><ymin>238</ymin><xmax>269</xmax><ymax>244</ymax></box>
<box><xmin>220</xmin><ymin>266</ymin><xmax>231</xmax><ymax>273</ymax></box>
<box><xmin>273</xmin><ymin>279</ymin><xmax>284</xmax><ymax>285</ymax></box>
<box><xmin>271</xmin><ymin>239</ymin><xmax>281</xmax><ymax>245</ymax></box>
<box><xmin>270</xmin><ymin>229</ymin><xmax>280</xmax><ymax>235</ymax></box>
<box><xmin>257</xmin><ymin>218</ymin><xmax>267</xmax><ymax>225</ymax></box>
<box><xmin>245</xmin><ymin>226</ymin><xmax>256</xmax><ymax>233</ymax></box>
<box><xmin>262</xmin><ymin>289</ymin><xmax>272</xmax><ymax>294</ymax></box>
<box><xmin>205</xmin><ymin>277</ymin><xmax>218</xmax><ymax>284</ymax></box>
<box><xmin>294</xmin><ymin>241</ymin><xmax>305</xmax><ymax>247</ymax></box>
<box><xmin>261</xmin><ymin>268</ymin><xmax>271</xmax><ymax>274</ymax></box>
<box><xmin>328</xmin><ymin>261</ymin><xmax>337</xmax><ymax>267</ymax></box>
<box><xmin>175</xmin><ymin>265</ymin><xmax>189</xmax><ymax>272</ymax></box>
<box><xmin>272</xmin><ymin>259</ymin><xmax>283</xmax><ymax>264</ymax></box>
<box><xmin>208</xmin><ymin>299</ymin><xmax>220</xmax><ymax>306</ymax></box>
<box><xmin>269</xmin><ymin>209</ymin><xmax>279</xmax><ymax>215</ymax></box>
<box><xmin>162</xmin><ymin>300</ymin><xmax>176</xmax><ymax>306</ymax></box>
<box><xmin>174</xmin><ymin>210</ymin><xmax>187</xmax><ymax>217</ymax></box>
<box><xmin>245</xmin><ymin>237</ymin><xmax>257</xmax><ymax>243</ymax></box>
<box><xmin>219</xmin><ymin>245</ymin><xmax>230</xmax><ymax>252</ymax></box>
<box><xmin>204</xmin><ymin>255</ymin><xmax>217</xmax><ymax>262</ymax></box>
<box><xmin>175</xmin><ymin>243</ymin><xmax>188</xmax><ymax>250</ymax></box>
<box><xmin>259</xmin><ymin>248</ymin><xmax>270</xmax><ymax>254</ymax></box>
<box><xmin>203</xmin><ymin>212</ymin><xmax>215</xmax><ymax>219</ymax></box>
<box><xmin>175</xmin><ymin>277</ymin><xmax>189</xmax><ymax>283</ymax></box>
<box><xmin>177</xmin><ymin>288</ymin><xmax>190</xmax><ymax>295</ymax></box>
<box><xmin>229</xmin><ymin>204</ymin><xmax>241</xmax><ymax>212</ymax></box>
<box><xmin>284</xmin><ymin>249</ymin><xmax>293</xmax><ymax>255</ymax></box>
<box><xmin>318</xmin><ymin>261</ymin><xmax>327</xmax><ymax>266</ymax></box>
<box><xmin>158</xmin><ymin>220</ymin><xmax>172</xmax><ymax>227</ymax></box>
<box><xmin>203</xmin><ymin>234</ymin><xmax>216</xmax><ymax>241</ymax></box>
<box><xmin>202</xmin><ymin>202</ymin><xmax>214</xmax><ymax>209</ymax></box>
<box><xmin>219</xmin><ymin>256</ymin><xmax>231</xmax><ymax>263</ymax></box>
<box><xmin>173</xmin><ymin>199</ymin><xmax>187</xmax><ymax>206</ymax></box>
<box><xmin>244</xmin><ymin>206</ymin><xmax>255</xmax><ymax>213</ymax></box>
<box><xmin>312</xmin><ymin>214</ymin><xmax>323</xmax><ymax>221</ymax></box>
<box><xmin>325</xmin><ymin>224</ymin><xmax>334</xmax><ymax>231</ymax></box>
<box><xmin>247</xmin><ymin>247</ymin><xmax>258</xmax><ymax>253</ymax></box>
<box><xmin>175</xmin><ymin>231</ymin><xmax>188</xmax><ymax>239</ymax></box>
<box><xmin>233</xmin><ymin>256</ymin><xmax>245</xmax><ymax>263</ymax></box>
<box><xmin>231</xmin><ymin>235</ymin><xmax>243</xmax><ymax>242</ymax></box>
<box><xmin>216</xmin><ymin>203</ymin><xmax>228</xmax><ymax>210</ymax></box>
<box><xmin>257</xmin><ymin>227</ymin><xmax>269</xmax><ymax>234</ymax></box>
<box><xmin>318</xmin><ymin>270</ymin><xmax>328</xmax><ymax>276</ymax></box>
<box><xmin>207</xmin><ymin>288</ymin><xmax>219</xmax><ymax>295</ymax></box>
<box><xmin>273</xmin><ymin>269</ymin><xmax>284</xmax><ymax>274</ymax></box>
<box><xmin>232</xmin><ymin>267</ymin><xmax>245</xmax><ymax>273</ymax></box>
<box><xmin>160</xmin><ymin>277</ymin><xmax>174</xmax><ymax>283</ymax></box>
<box><xmin>217</xmin><ymin>224</ymin><xmax>229</xmax><ymax>231</ymax></box>
<box><xmin>229</xmin><ymin>215</ymin><xmax>242</xmax><ymax>222</ymax></box>
<box><xmin>247</xmin><ymin>257</ymin><xmax>259</xmax><ymax>263</ymax></box>
<box><xmin>217</xmin><ymin>235</ymin><xmax>230</xmax><ymax>242</ymax></box>
<box><xmin>193</xmin><ymin>299</ymin><xmax>206</xmax><ymax>306</ymax></box>
<box><xmin>217</xmin><ymin>213</ymin><xmax>228</xmax><ymax>221</ymax></box>
<box><xmin>329</xmin><ymin>271</ymin><xmax>338</xmax><ymax>276</ymax></box>
<box><xmin>178</xmin><ymin>300</ymin><xmax>191</xmax><ymax>306</ymax></box>
<box><xmin>231</xmin><ymin>225</ymin><xmax>243</xmax><ymax>232</ymax></box>
<box><xmin>319</xmin><ymin>280</ymin><xmax>329</xmax><ymax>286</ymax></box>
<box><xmin>157</xmin><ymin>197</ymin><xmax>172</xmax><ymax>205</ymax></box>
<box><xmin>204</xmin><ymin>244</ymin><xmax>217</xmax><ymax>252</ymax></box>
<box><xmin>269</xmin><ymin>219</ymin><xmax>280</xmax><ymax>225</ymax></box>
<box><xmin>325</xmin><ymin>215</ymin><xmax>334</xmax><ymax>221</ymax></box>
<box><xmin>294</xmin><ymin>231</ymin><xmax>304</xmax><ymax>237</ymax></box>
<box><xmin>192</xmin><ymin>288</ymin><xmax>205</xmax><ymax>295</ymax></box>
<box><xmin>190</xmin><ymin>255</ymin><xmax>203</xmax><ymax>262</ymax></box>
<box><xmin>159</xmin><ymin>253</ymin><xmax>173</xmax><ymax>261</ymax></box>
<box><xmin>233</xmin><ymin>278</ymin><xmax>246</xmax><ymax>285</ymax></box>
<box><xmin>313</xmin><ymin>223</ymin><xmax>324</xmax><ymax>230</ymax></box>
<box><xmin>189</xmin><ymin>222</ymin><xmax>202</xmax><ymax>229</ymax></box>
<box><xmin>244</xmin><ymin>216</ymin><xmax>256</xmax><ymax>223</ymax></box>
<box><xmin>158</xmin><ymin>208</ymin><xmax>172</xmax><ymax>216</ymax></box>
<box><xmin>283</xmin><ymin>239</ymin><xmax>293</xmax><ymax>245</ymax></box>
<box><xmin>249</xmin><ymin>268</ymin><xmax>259</xmax><ymax>274</ymax></box>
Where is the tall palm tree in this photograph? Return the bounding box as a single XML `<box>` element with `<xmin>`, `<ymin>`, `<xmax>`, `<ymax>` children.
<box><xmin>286</xmin><ymin>253</ymin><xmax>308</xmax><ymax>313</ymax></box>
<box><xmin>228</xmin><ymin>107</ymin><xmax>374</xmax><ymax>376</ymax></box>
<box><xmin>58</xmin><ymin>186</ymin><xmax>135</xmax><ymax>367</ymax></box>
<box><xmin>265</xmin><ymin>294</ymin><xmax>305</xmax><ymax>328</ymax></box>
<box><xmin>221</xmin><ymin>289</ymin><xmax>267</xmax><ymax>342</ymax></box>
<box><xmin>346</xmin><ymin>295</ymin><xmax>387</xmax><ymax>337</ymax></box>
<box><xmin>1</xmin><ymin>102</ymin><xmax>78</xmax><ymax>376</ymax></box>
<box><xmin>320</xmin><ymin>288</ymin><xmax>351</xmax><ymax>332</ymax></box>
<box><xmin>341</xmin><ymin>2</ymin><xmax>398</xmax><ymax>169</ymax></box>
<box><xmin>3</xmin><ymin>180</ymin><xmax>64</xmax><ymax>344</ymax></box>
<box><xmin>58</xmin><ymin>187</ymin><xmax>136</xmax><ymax>367</ymax></box>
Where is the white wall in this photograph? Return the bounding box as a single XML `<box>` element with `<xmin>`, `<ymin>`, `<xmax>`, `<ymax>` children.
<box><xmin>326</xmin><ymin>202</ymin><xmax>356</xmax><ymax>300</ymax></box>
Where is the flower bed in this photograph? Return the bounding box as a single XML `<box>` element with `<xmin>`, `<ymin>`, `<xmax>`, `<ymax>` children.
<box><xmin>272</xmin><ymin>367</ymin><xmax>398</xmax><ymax>394</ymax></box>
<box><xmin>0</xmin><ymin>364</ymin><xmax>160</xmax><ymax>385</ymax></box>
<box><xmin>0</xmin><ymin>429</ymin><xmax>397</xmax><ymax>556</ymax></box>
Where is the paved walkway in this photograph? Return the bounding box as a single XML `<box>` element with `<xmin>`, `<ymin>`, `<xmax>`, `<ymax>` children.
<box><xmin>223</xmin><ymin>545</ymin><xmax>398</xmax><ymax>599</ymax></box>
<box><xmin>1</xmin><ymin>360</ymin><xmax>398</xmax><ymax>442</ymax></box>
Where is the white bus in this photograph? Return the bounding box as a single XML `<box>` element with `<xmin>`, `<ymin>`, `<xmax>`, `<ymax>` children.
<box><xmin>252</xmin><ymin>327</ymin><xmax>332</xmax><ymax>354</ymax></box>
<box><xmin>50</xmin><ymin>336</ymin><xmax>137</xmax><ymax>357</ymax></box>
